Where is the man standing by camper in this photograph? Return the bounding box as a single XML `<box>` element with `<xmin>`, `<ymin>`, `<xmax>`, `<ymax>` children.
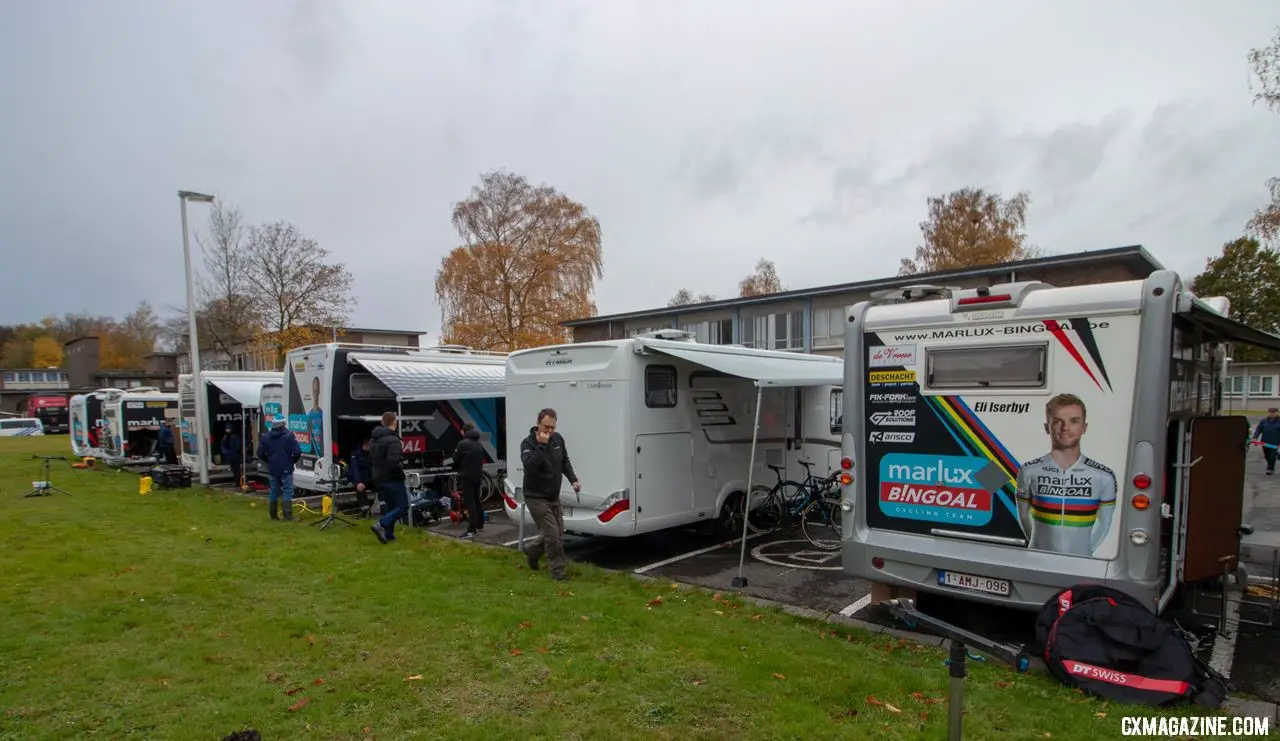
<box><xmin>520</xmin><ymin>408</ymin><xmax>580</xmax><ymax>581</ymax></box>
<box><xmin>453</xmin><ymin>423</ymin><xmax>487</xmax><ymax>539</ymax></box>
<box><xmin>258</xmin><ymin>414</ymin><xmax>302</xmax><ymax>521</ymax></box>
<box><xmin>370</xmin><ymin>411</ymin><xmax>408</xmax><ymax>544</ymax></box>
<box><xmin>221</xmin><ymin>423</ymin><xmax>244</xmax><ymax>488</ymax></box>
<box><xmin>1253</xmin><ymin>408</ymin><xmax>1280</xmax><ymax>475</ymax></box>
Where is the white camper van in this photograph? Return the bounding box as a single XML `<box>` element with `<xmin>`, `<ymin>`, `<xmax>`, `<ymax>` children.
<box><xmin>500</xmin><ymin>330</ymin><xmax>844</xmax><ymax>539</ymax></box>
<box><xmin>840</xmin><ymin>270</ymin><xmax>1278</xmax><ymax>613</ymax></box>
<box><xmin>69</xmin><ymin>390</ymin><xmax>111</xmax><ymax>457</ymax></box>
<box><xmin>178</xmin><ymin>370</ymin><xmax>283</xmax><ymax>479</ymax></box>
<box><xmin>99</xmin><ymin>388</ymin><xmax>179</xmax><ymax>463</ymax></box>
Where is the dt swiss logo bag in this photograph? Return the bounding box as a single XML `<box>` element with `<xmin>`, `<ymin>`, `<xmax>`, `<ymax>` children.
<box><xmin>1037</xmin><ymin>585</ymin><xmax>1228</xmax><ymax>708</ymax></box>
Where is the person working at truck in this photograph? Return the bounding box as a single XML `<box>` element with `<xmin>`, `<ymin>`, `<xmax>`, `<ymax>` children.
<box><xmin>157</xmin><ymin>422</ymin><xmax>177</xmax><ymax>464</ymax></box>
<box><xmin>369</xmin><ymin>412</ymin><xmax>408</xmax><ymax>544</ymax></box>
<box><xmin>1015</xmin><ymin>393</ymin><xmax>1117</xmax><ymax>557</ymax></box>
<box><xmin>519</xmin><ymin>408</ymin><xmax>581</xmax><ymax>581</ymax></box>
<box><xmin>221</xmin><ymin>423</ymin><xmax>244</xmax><ymax>488</ymax></box>
<box><xmin>1253</xmin><ymin>408</ymin><xmax>1280</xmax><ymax>475</ymax></box>
<box><xmin>258</xmin><ymin>414</ymin><xmax>302</xmax><ymax>521</ymax></box>
<box><xmin>348</xmin><ymin>437</ymin><xmax>374</xmax><ymax>510</ymax></box>
<box><xmin>453</xmin><ymin>423</ymin><xmax>487</xmax><ymax>540</ymax></box>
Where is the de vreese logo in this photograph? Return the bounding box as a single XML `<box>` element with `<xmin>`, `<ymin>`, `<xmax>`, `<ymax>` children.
<box><xmin>869</xmin><ymin>344</ymin><xmax>917</xmax><ymax>368</ymax></box>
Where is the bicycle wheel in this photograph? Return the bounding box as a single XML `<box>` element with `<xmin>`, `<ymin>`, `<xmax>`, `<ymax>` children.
<box><xmin>744</xmin><ymin>485</ymin><xmax>786</xmax><ymax>534</ymax></box>
<box><xmin>800</xmin><ymin>496</ymin><xmax>843</xmax><ymax>550</ymax></box>
<box><xmin>479</xmin><ymin>471</ymin><xmax>498</xmax><ymax>504</ymax></box>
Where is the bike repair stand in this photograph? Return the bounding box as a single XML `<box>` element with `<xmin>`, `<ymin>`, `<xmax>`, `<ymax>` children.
<box><xmin>885</xmin><ymin>598</ymin><xmax>1031</xmax><ymax>741</ymax></box>
<box><xmin>25</xmin><ymin>456</ymin><xmax>76</xmax><ymax>498</ymax></box>
<box><xmin>311</xmin><ymin>471</ymin><xmax>357</xmax><ymax>532</ymax></box>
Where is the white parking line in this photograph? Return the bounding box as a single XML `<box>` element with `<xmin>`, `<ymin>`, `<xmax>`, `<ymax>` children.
<box><xmin>838</xmin><ymin>594</ymin><xmax>872</xmax><ymax>617</ymax></box>
<box><xmin>1208</xmin><ymin>593</ymin><xmax>1242</xmax><ymax>680</ymax></box>
<box><xmin>633</xmin><ymin>532</ymin><xmax>767</xmax><ymax>575</ymax></box>
<box><xmin>502</xmin><ymin>536</ymin><xmax>529</xmax><ymax>547</ymax></box>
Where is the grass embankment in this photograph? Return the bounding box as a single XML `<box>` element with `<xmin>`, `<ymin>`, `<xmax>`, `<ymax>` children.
<box><xmin>0</xmin><ymin>437</ymin><xmax>1220</xmax><ymax>740</ymax></box>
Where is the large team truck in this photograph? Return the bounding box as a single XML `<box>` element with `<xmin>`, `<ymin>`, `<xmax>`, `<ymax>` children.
<box><xmin>69</xmin><ymin>390</ymin><xmax>111</xmax><ymax>458</ymax></box>
<box><xmin>839</xmin><ymin>269</ymin><xmax>1279</xmax><ymax>615</ymax></box>
<box><xmin>21</xmin><ymin>394</ymin><xmax>69</xmax><ymax>434</ymax></box>
<box><xmin>99</xmin><ymin>388</ymin><xmax>179</xmax><ymax>465</ymax></box>
<box><xmin>178</xmin><ymin>370</ymin><xmax>284</xmax><ymax>481</ymax></box>
<box><xmin>501</xmin><ymin>330</ymin><xmax>844</xmax><ymax>539</ymax></box>
<box><xmin>281</xmin><ymin>343</ymin><xmax>509</xmax><ymax>495</ymax></box>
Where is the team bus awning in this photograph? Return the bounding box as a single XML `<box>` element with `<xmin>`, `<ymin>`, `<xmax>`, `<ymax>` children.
<box><xmin>348</xmin><ymin>353</ymin><xmax>506</xmax><ymax>403</ymax></box>
<box><xmin>1180</xmin><ymin>300</ymin><xmax>1280</xmax><ymax>354</ymax></box>
<box><xmin>208</xmin><ymin>379</ymin><xmax>274</xmax><ymax>409</ymax></box>
<box><xmin>636</xmin><ymin>338</ymin><xmax>845</xmax><ymax>387</ymax></box>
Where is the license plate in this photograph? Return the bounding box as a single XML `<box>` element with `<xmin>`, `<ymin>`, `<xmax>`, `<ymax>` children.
<box><xmin>938</xmin><ymin>570</ymin><xmax>1010</xmax><ymax>597</ymax></box>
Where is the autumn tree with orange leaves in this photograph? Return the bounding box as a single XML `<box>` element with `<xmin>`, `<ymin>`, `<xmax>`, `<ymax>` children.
<box><xmin>739</xmin><ymin>259</ymin><xmax>784</xmax><ymax>297</ymax></box>
<box><xmin>899</xmin><ymin>187</ymin><xmax>1042</xmax><ymax>275</ymax></box>
<box><xmin>434</xmin><ymin>171</ymin><xmax>604</xmax><ymax>351</ymax></box>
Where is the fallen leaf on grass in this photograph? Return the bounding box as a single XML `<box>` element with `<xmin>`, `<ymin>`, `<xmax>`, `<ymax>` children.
<box><xmin>772</xmin><ymin>673</ymin><xmax>786</xmax><ymax>680</ymax></box>
<box><xmin>670</xmin><ymin>582</ymin><xmax>679</xmax><ymax>590</ymax></box>
<box><xmin>287</xmin><ymin>697</ymin><xmax>309</xmax><ymax>712</ymax></box>
<box><xmin>994</xmin><ymin>681</ymin><xmax>1013</xmax><ymax>689</ymax></box>
<box><xmin>647</xmin><ymin>596</ymin><xmax>663</xmax><ymax>607</ymax></box>
<box><xmin>884</xmin><ymin>703</ymin><xmax>901</xmax><ymax>714</ymax></box>
<box><xmin>580</xmin><ymin>616</ymin><xmax>590</xmax><ymax>622</ymax></box>
<box><xmin>558</xmin><ymin>590</ymin><xmax>575</xmax><ymax>597</ymax></box>
<box><xmin>866</xmin><ymin>696</ymin><xmax>883</xmax><ymax>706</ymax></box>
<box><xmin>363</xmin><ymin>727</ymin><xmax>372</xmax><ymax>734</ymax></box>
<box><xmin>519</xmin><ymin>621</ymin><xmax>533</xmax><ymax>629</ymax></box>
<box><xmin>750</xmin><ymin>614</ymin><xmax>764</xmax><ymax>622</ymax></box>
<box><xmin>403</xmin><ymin>675</ymin><xmax>423</xmax><ymax>682</ymax></box>
<box><xmin>312</xmin><ymin>678</ymin><xmax>325</xmax><ymax>686</ymax></box>
<box><xmin>305</xmin><ymin>635</ymin><xmax>316</xmax><ymax>646</ymax></box>
<box><xmin>510</xmin><ymin>649</ymin><xmax>523</xmax><ymax>656</ymax></box>
<box><xmin>1095</xmin><ymin>713</ymin><xmax>1107</xmax><ymax>719</ymax></box>
<box><xmin>217</xmin><ymin>632</ymin><xmax>229</xmax><ymax>639</ymax></box>
<box><xmin>714</xmin><ymin>610</ymin><xmax>724</xmax><ymax>616</ymax></box>
<box><xmin>536</xmin><ymin>647</ymin><xmax>549</xmax><ymax>654</ymax></box>
<box><xmin>285</xmin><ymin>687</ymin><xmax>302</xmax><ymax>696</ymax></box>
<box><xmin>691</xmin><ymin>680</ymin><xmax>704</xmax><ymax>686</ymax></box>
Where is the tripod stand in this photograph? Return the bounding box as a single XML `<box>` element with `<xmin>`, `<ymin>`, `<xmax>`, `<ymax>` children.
<box><xmin>311</xmin><ymin>464</ymin><xmax>357</xmax><ymax>531</ymax></box>
<box><xmin>25</xmin><ymin>455</ymin><xmax>76</xmax><ymax>498</ymax></box>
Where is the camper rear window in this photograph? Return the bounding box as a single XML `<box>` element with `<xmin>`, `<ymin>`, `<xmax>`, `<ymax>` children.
<box><xmin>645</xmin><ymin>365</ymin><xmax>677</xmax><ymax>408</ymax></box>
<box><xmin>926</xmin><ymin>345</ymin><xmax>1046</xmax><ymax>388</ymax></box>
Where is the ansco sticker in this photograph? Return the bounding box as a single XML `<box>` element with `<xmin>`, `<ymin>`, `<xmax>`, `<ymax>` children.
<box><xmin>869</xmin><ymin>370</ymin><xmax>916</xmax><ymax>384</ymax></box>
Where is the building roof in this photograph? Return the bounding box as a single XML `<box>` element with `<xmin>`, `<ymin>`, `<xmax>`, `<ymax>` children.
<box><xmin>342</xmin><ymin>327</ymin><xmax>428</xmax><ymax>336</ymax></box>
<box><xmin>563</xmin><ymin>244</ymin><xmax>1164</xmax><ymax>327</ymax></box>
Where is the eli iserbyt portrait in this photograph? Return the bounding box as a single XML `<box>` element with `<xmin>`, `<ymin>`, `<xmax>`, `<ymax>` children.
<box><xmin>1015</xmin><ymin>393</ymin><xmax>1118</xmax><ymax>556</ymax></box>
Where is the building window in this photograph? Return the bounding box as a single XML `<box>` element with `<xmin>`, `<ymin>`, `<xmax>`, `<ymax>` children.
<box><xmin>644</xmin><ymin>365</ymin><xmax>677</xmax><ymax>408</ymax></box>
<box><xmin>2</xmin><ymin>373</ymin><xmax>13</xmax><ymax>383</ymax></box>
<box><xmin>16</xmin><ymin>372</ymin><xmax>28</xmax><ymax>383</ymax></box>
<box><xmin>741</xmin><ymin>310</ymin><xmax>804</xmax><ymax>351</ymax></box>
<box><xmin>1227</xmin><ymin>375</ymin><xmax>1276</xmax><ymax>396</ymax></box>
<box><xmin>812</xmin><ymin>306</ymin><xmax>847</xmax><ymax>348</ymax></box>
<box><xmin>678</xmin><ymin>318</ymin><xmax>734</xmax><ymax>345</ymax></box>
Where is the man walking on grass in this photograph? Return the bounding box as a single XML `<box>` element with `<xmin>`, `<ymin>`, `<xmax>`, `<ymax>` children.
<box><xmin>519</xmin><ymin>408</ymin><xmax>581</xmax><ymax>581</ymax></box>
<box><xmin>453</xmin><ymin>423</ymin><xmax>487</xmax><ymax>540</ymax></box>
<box><xmin>370</xmin><ymin>411</ymin><xmax>408</xmax><ymax>544</ymax></box>
<box><xmin>257</xmin><ymin>414</ymin><xmax>301</xmax><ymax>521</ymax></box>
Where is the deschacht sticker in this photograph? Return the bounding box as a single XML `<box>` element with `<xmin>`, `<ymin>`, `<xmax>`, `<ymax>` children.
<box><xmin>869</xmin><ymin>370</ymin><xmax>916</xmax><ymax>384</ymax></box>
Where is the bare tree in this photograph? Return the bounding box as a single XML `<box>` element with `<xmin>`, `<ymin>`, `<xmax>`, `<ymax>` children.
<box><xmin>668</xmin><ymin>288</ymin><xmax>716</xmax><ymax>307</ymax></box>
<box><xmin>739</xmin><ymin>259</ymin><xmax>783</xmax><ymax>297</ymax></box>
<box><xmin>195</xmin><ymin>203</ymin><xmax>258</xmax><ymax>358</ymax></box>
<box><xmin>241</xmin><ymin>220</ymin><xmax>356</xmax><ymax>363</ymax></box>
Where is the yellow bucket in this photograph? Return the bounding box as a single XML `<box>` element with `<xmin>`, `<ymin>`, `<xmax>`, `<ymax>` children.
<box><xmin>139</xmin><ymin>476</ymin><xmax>153</xmax><ymax>495</ymax></box>
<box><xmin>322</xmin><ymin>495</ymin><xmax>332</xmax><ymax>516</ymax></box>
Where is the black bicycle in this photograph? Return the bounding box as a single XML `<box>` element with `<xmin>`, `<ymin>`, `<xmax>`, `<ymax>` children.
<box><xmin>744</xmin><ymin>459</ymin><xmax>844</xmax><ymax>550</ymax></box>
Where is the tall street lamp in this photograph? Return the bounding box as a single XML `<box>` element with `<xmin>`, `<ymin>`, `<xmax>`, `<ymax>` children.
<box><xmin>179</xmin><ymin>190</ymin><xmax>215</xmax><ymax>485</ymax></box>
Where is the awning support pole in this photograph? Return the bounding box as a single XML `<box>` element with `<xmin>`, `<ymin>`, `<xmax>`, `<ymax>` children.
<box><xmin>397</xmin><ymin>400</ymin><xmax>407</xmax><ymax>528</ymax></box>
<box><xmin>732</xmin><ymin>384</ymin><xmax>764</xmax><ymax>589</ymax></box>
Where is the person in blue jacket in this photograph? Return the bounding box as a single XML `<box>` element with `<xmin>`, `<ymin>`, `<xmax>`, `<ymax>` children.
<box><xmin>220</xmin><ymin>424</ymin><xmax>244</xmax><ymax>487</ymax></box>
<box><xmin>156</xmin><ymin>422</ymin><xmax>176</xmax><ymax>464</ymax></box>
<box><xmin>1253</xmin><ymin>407</ymin><xmax>1280</xmax><ymax>475</ymax></box>
<box><xmin>257</xmin><ymin>414</ymin><xmax>302</xmax><ymax>520</ymax></box>
<box><xmin>348</xmin><ymin>437</ymin><xmax>373</xmax><ymax>510</ymax></box>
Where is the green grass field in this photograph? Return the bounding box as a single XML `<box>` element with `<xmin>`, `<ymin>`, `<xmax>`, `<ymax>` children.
<box><xmin>0</xmin><ymin>436</ymin><xmax>1225</xmax><ymax>740</ymax></box>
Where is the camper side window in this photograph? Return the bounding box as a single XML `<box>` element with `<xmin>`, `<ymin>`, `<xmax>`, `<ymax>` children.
<box><xmin>645</xmin><ymin>365</ymin><xmax>677</xmax><ymax>408</ymax></box>
<box><xmin>926</xmin><ymin>345</ymin><xmax>1046</xmax><ymax>389</ymax></box>
<box><xmin>830</xmin><ymin>389</ymin><xmax>843</xmax><ymax>434</ymax></box>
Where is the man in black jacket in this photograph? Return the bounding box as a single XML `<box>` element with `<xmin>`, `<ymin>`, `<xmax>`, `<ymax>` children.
<box><xmin>453</xmin><ymin>423</ymin><xmax>487</xmax><ymax>539</ymax></box>
<box><xmin>369</xmin><ymin>411</ymin><xmax>408</xmax><ymax>544</ymax></box>
<box><xmin>519</xmin><ymin>408</ymin><xmax>580</xmax><ymax>580</ymax></box>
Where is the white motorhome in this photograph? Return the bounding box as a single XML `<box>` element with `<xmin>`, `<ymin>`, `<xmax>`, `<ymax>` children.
<box><xmin>99</xmin><ymin>388</ymin><xmax>179</xmax><ymax>463</ymax></box>
<box><xmin>281</xmin><ymin>343</ymin><xmax>508</xmax><ymax>494</ymax></box>
<box><xmin>178</xmin><ymin>370</ymin><xmax>283</xmax><ymax>479</ymax></box>
<box><xmin>69</xmin><ymin>390</ymin><xmax>111</xmax><ymax>457</ymax></box>
<box><xmin>500</xmin><ymin>330</ymin><xmax>845</xmax><ymax>539</ymax></box>
<box><xmin>840</xmin><ymin>271</ymin><xmax>1277</xmax><ymax>613</ymax></box>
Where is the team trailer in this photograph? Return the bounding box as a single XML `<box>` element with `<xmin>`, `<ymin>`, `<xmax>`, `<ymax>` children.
<box><xmin>178</xmin><ymin>370</ymin><xmax>284</xmax><ymax>482</ymax></box>
<box><xmin>21</xmin><ymin>394</ymin><xmax>69</xmax><ymax>434</ymax></box>
<box><xmin>281</xmin><ymin>343</ymin><xmax>508</xmax><ymax>496</ymax></box>
<box><xmin>500</xmin><ymin>330</ymin><xmax>844</xmax><ymax>539</ymax></box>
<box><xmin>69</xmin><ymin>390</ymin><xmax>111</xmax><ymax>458</ymax></box>
<box><xmin>98</xmin><ymin>388</ymin><xmax>179</xmax><ymax>465</ymax></box>
<box><xmin>840</xmin><ymin>269</ymin><xmax>1278</xmax><ymax>614</ymax></box>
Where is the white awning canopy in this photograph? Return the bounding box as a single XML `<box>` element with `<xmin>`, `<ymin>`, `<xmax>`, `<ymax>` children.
<box><xmin>349</xmin><ymin>353</ymin><xmax>505</xmax><ymax>402</ymax></box>
<box><xmin>1180</xmin><ymin>301</ymin><xmax>1280</xmax><ymax>353</ymax></box>
<box><xmin>209</xmin><ymin>378</ymin><xmax>273</xmax><ymax>408</ymax></box>
<box><xmin>639</xmin><ymin>340</ymin><xmax>844</xmax><ymax>388</ymax></box>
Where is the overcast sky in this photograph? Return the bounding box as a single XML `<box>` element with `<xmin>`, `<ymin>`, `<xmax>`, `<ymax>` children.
<box><xmin>2</xmin><ymin>1</ymin><xmax>1278</xmax><ymax>338</ymax></box>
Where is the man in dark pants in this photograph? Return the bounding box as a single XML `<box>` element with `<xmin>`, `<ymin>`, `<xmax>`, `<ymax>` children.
<box><xmin>257</xmin><ymin>414</ymin><xmax>302</xmax><ymax>521</ymax></box>
<box><xmin>1254</xmin><ymin>407</ymin><xmax>1280</xmax><ymax>474</ymax></box>
<box><xmin>453</xmin><ymin>423</ymin><xmax>487</xmax><ymax>539</ymax></box>
<box><xmin>221</xmin><ymin>423</ymin><xmax>243</xmax><ymax>488</ymax></box>
<box><xmin>370</xmin><ymin>411</ymin><xmax>408</xmax><ymax>544</ymax></box>
<box><xmin>157</xmin><ymin>422</ymin><xmax>177</xmax><ymax>464</ymax></box>
<box><xmin>348</xmin><ymin>437</ymin><xmax>374</xmax><ymax>511</ymax></box>
<box><xmin>519</xmin><ymin>408</ymin><xmax>580</xmax><ymax>581</ymax></box>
